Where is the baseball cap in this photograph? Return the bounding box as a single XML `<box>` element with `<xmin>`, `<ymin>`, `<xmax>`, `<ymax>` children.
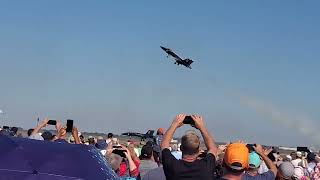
<box><xmin>248</xmin><ymin>152</ymin><xmax>261</xmax><ymax>169</ymax></box>
<box><xmin>224</xmin><ymin>143</ymin><xmax>249</xmax><ymax>170</ymax></box>
<box><xmin>141</xmin><ymin>144</ymin><xmax>153</xmax><ymax>158</ymax></box>
<box><xmin>278</xmin><ymin>162</ymin><xmax>294</xmax><ymax>179</ymax></box>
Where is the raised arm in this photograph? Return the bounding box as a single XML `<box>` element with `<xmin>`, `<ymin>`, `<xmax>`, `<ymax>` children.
<box><xmin>254</xmin><ymin>144</ymin><xmax>278</xmax><ymax>177</ymax></box>
<box><xmin>55</xmin><ymin>121</ymin><xmax>62</xmax><ymax>133</ymax></box>
<box><xmin>122</xmin><ymin>146</ymin><xmax>139</xmax><ymax>177</ymax></box>
<box><xmin>31</xmin><ymin>119</ymin><xmax>48</xmax><ymax>135</ymax></box>
<box><xmin>128</xmin><ymin>144</ymin><xmax>140</xmax><ymax>163</ymax></box>
<box><xmin>72</xmin><ymin>127</ymin><xmax>81</xmax><ymax>144</ymax></box>
<box><xmin>192</xmin><ymin>115</ymin><xmax>218</xmax><ymax>156</ymax></box>
<box><xmin>160</xmin><ymin>114</ymin><xmax>185</xmax><ymax>150</ymax></box>
<box><xmin>52</xmin><ymin>127</ymin><xmax>66</xmax><ymax>141</ymax></box>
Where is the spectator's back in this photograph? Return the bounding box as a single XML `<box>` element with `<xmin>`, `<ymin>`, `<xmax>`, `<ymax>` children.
<box><xmin>161</xmin><ymin>114</ymin><xmax>218</xmax><ymax>180</ymax></box>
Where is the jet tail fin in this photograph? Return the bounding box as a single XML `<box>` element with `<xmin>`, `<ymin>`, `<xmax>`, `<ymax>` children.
<box><xmin>184</xmin><ymin>58</ymin><xmax>194</xmax><ymax>66</ymax></box>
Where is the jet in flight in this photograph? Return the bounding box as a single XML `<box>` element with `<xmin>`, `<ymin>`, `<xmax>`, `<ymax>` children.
<box><xmin>160</xmin><ymin>46</ymin><xmax>194</xmax><ymax>69</ymax></box>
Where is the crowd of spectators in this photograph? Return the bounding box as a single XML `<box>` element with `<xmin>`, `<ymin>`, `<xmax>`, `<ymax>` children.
<box><xmin>1</xmin><ymin>114</ymin><xmax>320</xmax><ymax>180</ymax></box>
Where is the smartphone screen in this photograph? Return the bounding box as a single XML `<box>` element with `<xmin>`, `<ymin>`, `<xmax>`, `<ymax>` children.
<box><xmin>66</xmin><ymin>119</ymin><xmax>73</xmax><ymax>133</ymax></box>
<box><xmin>47</xmin><ymin>120</ymin><xmax>57</xmax><ymax>125</ymax></box>
<box><xmin>183</xmin><ymin>116</ymin><xmax>195</xmax><ymax>126</ymax></box>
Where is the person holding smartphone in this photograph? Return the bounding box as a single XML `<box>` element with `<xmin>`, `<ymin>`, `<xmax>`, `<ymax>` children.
<box><xmin>29</xmin><ymin>118</ymin><xmax>60</xmax><ymax>141</ymax></box>
<box><xmin>242</xmin><ymin>145</ymin><xmax>277</xmax><ymax>180</ymax></box>
<box><xmin>105</xmin><ymin>144</ymin><xmax>140</xmax><ymax>178</ymax></box>
<box><xmin>53</xmin><ymin>121</ymin><xmax>81</xmax><ymax>144</ymax></box>
<box><xmin>160</xmin><ymin>114</ymin><xmax>218</xmax><ymax>180</ymax></box>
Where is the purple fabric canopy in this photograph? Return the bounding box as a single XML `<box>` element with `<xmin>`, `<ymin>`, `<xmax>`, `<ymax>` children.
<box><xmin>0</xmin><ymin>135</ymin><xmax>120</xmax><ymax>180</ymax></box>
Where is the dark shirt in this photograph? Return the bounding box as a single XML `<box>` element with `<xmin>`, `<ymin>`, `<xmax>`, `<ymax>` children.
<box><xmin>142</xmin><ymin>167</ymin><xmax>166</xmax><ymax>180</ymax></box>
<box><xmin>242</xmin><ymin>170</ymin><xmax>275</xmax><ymax>180</ymax></box>
<box><xmin>162</xmin><ymin>148</ymin><xmax>216</xmax><ymax>180</ymax></box>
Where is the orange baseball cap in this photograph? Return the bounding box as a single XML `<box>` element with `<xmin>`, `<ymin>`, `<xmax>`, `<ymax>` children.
<box><xmin>157</xmin><ymin>128</ymin><xmax>164</xmax><ymax>135</ymax></box>
<box><xmin>224</xmin><ymin>143</ymin><xmax>249</xmax><ymax>170</ymax></box>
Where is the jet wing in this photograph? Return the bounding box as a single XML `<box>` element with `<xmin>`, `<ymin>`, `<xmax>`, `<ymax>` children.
<box><xmin>168</xmin><ymin>51</ymin><xmax>182</xmax><ymax>61</ymax></box>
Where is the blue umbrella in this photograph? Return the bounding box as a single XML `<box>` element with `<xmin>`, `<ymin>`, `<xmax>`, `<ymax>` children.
<box><xmin>0</xmin><ymin>135</ymin><xmax>120</xmax><ymax>180</ymax></box>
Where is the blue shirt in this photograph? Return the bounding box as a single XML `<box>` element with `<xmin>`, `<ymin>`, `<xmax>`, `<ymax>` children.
<box><xmin>242</xmin><ymin>170</ymin><xmax>275</xmax><ymax>180</ymax></box>
<box><xmin>155</xmin><ymin>135</ymin><xmax>163</xmax><ymax>146</ymax></box>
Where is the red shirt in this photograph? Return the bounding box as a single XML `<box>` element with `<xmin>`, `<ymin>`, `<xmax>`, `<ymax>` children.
<box><xmin>118</xmin><ymin>159</ymin><xmax>140</xmax><ymax>177</ymax></box>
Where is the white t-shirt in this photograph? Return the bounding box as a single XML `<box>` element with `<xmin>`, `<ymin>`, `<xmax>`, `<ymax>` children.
<box><xmin>106</xmin><ymin>138</ymin><xmax>112</xmax><ymax>145</ymax></box>
<box><xmin>292</xmin><ymin>159</ymin><xmax>302</xmax><ymax>167</ymax></box>
<box><xmin>258</xmin><ymin>161</ymin><xmax>269</xmax><ymax>174</ymax></box>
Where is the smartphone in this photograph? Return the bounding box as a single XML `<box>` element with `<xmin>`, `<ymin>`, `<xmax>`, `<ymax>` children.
<box><xmin>183</xmin><ymin>116</ymin><xmax>195</xmax><ymax>126</ymax></box>
<box><xmin>47</xmin><ymin>120</ymin><xmax>57</xmax><ymax>125</ymax></box>
<box><xmin>112</xmin><ymin>149</ymin><xmax>127</xmax><ymax>158</ymax></box>
<box><xmin>246</xmin><ymin>144</ymin><xmax>256</xmax><ymax>152</ymax></box>
<box><xmin>267</xmin><ymin>152</ymin><xmax>276</xmax><ymax>162</ymax></box>
<box><xmin>66</xmin><ymin>119</ymin><xmax>73</xmax><ymax>133</ymax></box>
<box><xmin>297</xmin><ymin>147</ymin><xmax>310</xmax><ymax>153</ymax></box>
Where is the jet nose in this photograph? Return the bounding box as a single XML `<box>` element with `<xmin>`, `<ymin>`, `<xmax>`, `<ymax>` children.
<box><xmin>160</xmin><ymin>46</ymin><xmax>167</xmax><ymax>51</ymax></box>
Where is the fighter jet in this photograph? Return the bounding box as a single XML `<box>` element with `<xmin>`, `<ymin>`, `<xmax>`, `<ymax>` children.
<box><xmin>121</xmin><ymin>130</ymin><xmax>155</xmax><ymax>141</ymax></box>
<box><xmin>160</xmin><ymin>46</ymin><xmax>194</xmax><ymax>69</ymax></box>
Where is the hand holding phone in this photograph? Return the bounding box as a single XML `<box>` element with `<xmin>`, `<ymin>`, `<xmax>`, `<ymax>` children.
<box><xmin>172</xmin><ymin>114</ymin><xmax>186</xmax><ymax>128</ymax></box>
<box><xmin>47</xmin><ymin>120</ymin><xmax>57</xmax><ymax>125</ymax></box>
<box><xmin>183</xmin><ymin>116</ymin><xmax>195</xmax><ymax>126</ymax></box>
<box><xmin>112</xmin><ymin>149</ymin><xmax>127</xmax><ymax>158</ymax></box>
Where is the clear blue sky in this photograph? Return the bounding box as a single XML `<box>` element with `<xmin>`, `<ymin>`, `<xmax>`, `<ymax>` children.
<box><xmin>0</xmin><ymin>1</ymin><xmax>319</xmax><ymax>147</ymax></box>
